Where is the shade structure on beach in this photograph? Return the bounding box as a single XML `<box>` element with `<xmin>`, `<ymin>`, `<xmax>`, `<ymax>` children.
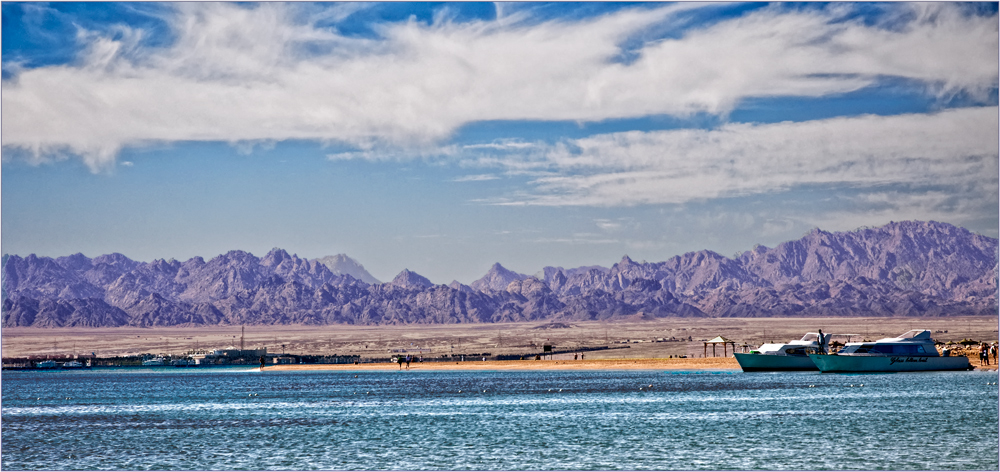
<box><xmin>704</xmin><ymin>336</ymin><xmax>737</xmax><ymax>357</ymax></box>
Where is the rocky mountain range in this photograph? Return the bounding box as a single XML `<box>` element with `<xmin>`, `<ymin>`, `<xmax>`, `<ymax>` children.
<box><xmin>2</xmin><ymin>221</ymin><xmax>997</xmax><ymax>328</ymax></box>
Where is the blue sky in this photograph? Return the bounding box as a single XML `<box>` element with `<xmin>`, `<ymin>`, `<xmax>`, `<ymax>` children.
<box><xmin>2</xmin><ymin>2</ymin><xmax>998</xmax><ymax>284</ymax></box>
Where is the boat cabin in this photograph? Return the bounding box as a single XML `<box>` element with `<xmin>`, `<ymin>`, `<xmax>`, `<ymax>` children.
<box><xmin>836</xmin><ymin>330</ymin><xmax>940</xmax><ymax>357</ymax></box>
<box><xmin>753</xmin><ymin>332</ymin><xmax>860</xmax><ymax>356</ymax></box>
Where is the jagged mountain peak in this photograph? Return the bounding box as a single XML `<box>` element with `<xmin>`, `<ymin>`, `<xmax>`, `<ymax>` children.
<box><xmin>205</xmin><ymin>250</ymin><xmax>260</xmax><ymax>270</ymax></box>
<box><xmin>314</xmin><ymin>254</ymin><xmax>381</xmax><ymax>284</ymax></box>
<box><xmin>185</xmin><ymin>256</ymin><xmax>206</xmax><ymax>266</ymax></box>
<box><xmin>261</xmin><ymin>248</ymin><xmax>292</xmax><ymax>264</ymax></box>
<box><xmin>221</xmin><ymin>249</ymin><xmax>258</xmax><ymax>260</ymax></box>
<box><xmin>147</xmin><ymin>258</ymin><xmax>181</xmax><ymax>272</ymax></box>
<box><xmin>91</xmin><ymin>253</ymin><xmax>139</xmax><ymax>271</ymax></box>
<box><xmin>449</xmin><ymin>280</ymin><xmax>475</xmax><ymax>293</ymax></box>
<box><xmin>471</xmin><ymin>263</ymin><xmax>528</xmax><ymax>292</ymax></box>
<box><xmin>389</xmin><ymin>269</ymin><xmax>433</xmax><ymax>289</ymax></box>
<box><xmin>611</xmin><ymin>254</ymin><xmax>650</xmax><ymax>273</ymax></box>
<box><xmin>56</xmin><ymin>253</ymin><xmax>93</xmax><ymax>271</ymax></box>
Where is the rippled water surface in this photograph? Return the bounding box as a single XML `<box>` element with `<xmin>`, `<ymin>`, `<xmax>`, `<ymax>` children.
<box><xmin>2</xmin><ymin>367</ymin><xmax>997</xmax><ymax>470</ymax></box>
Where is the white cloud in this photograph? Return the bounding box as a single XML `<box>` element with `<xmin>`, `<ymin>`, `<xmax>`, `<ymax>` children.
<box><xmin>504</xmin><ymin>107</ymin><xmax>998</xmax><ymax>208</ymax></box>
<box><xmin>2</xmin><ymin>3</ymin><xmax>996</xmax><ymax>171</ymax></box>
<box><xmin>453</xmin><ymin>174</ymin><xmax>500</xmax><ymax>182</ymax></box>
<box><xmin>594</xmin><ymin>217</ymin><xmax>640</xmax><ymax>233</ymax></box>
<box><xmin>594</xmin><ymin>219</ymin><xmax>623</xmax><ymax>231</ymax></box>
<box><xmin>462</xmin><ymin>140</ymin><xmax>538</xmax><ymax>151</ymax></box>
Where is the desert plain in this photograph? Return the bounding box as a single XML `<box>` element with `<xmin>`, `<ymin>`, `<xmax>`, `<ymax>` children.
<box><xmin>3</xmin><ymin>317</ymin><xmax>997</xmax><ymax>367</ymax></box>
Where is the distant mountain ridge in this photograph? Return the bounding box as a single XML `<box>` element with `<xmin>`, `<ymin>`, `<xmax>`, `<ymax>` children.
<box><xmin>313</xmin><ymin>254</ymin><xmax>380</xmax><ymax>284</ymax></box>
<box><xmin>3</xmin><ymin>221</ymin><xmax>997</xmax><ymax>327</ymax></box>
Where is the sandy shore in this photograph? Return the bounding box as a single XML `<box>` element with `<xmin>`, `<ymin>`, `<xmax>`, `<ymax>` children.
<box><xmin>5</xmin><ymin>316</ymin><xmax>997</xmax><ymax>360</ymax></box>
<box><xmin>263</xmin><ymin>355</ymin><xmax>996</xmax><ymax>372</ymax></box>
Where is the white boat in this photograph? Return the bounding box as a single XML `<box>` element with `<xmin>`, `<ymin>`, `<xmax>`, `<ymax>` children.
<box><xmin>734</xmin><ymin>332</ymin><xmax>858</xmax><ymax>372</ymax></box>
<box><xmin>61</xmin><ymin>360</ymin><xmax>85</xmax><ymax>369</ymax></box>
<box><xmin>808</xmin><ymin>329</ymin><xmax>973</xmax><ymax>373</ymax></box>
<box><xmin>142</xmin><ymin>357</ymin><xmax>167</xmax><ymax>366</ymax></box>
<box><xmin>170</xmin><ymin>359</ymin><xmax>194</xmax><ymax>367</ymax></box>
<box><xmin>36</xmin><ymin>360</ymin><xmax>58</xmax><ymax>369</ymax></box>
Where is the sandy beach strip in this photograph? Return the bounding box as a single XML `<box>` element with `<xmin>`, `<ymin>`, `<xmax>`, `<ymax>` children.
<box><xmin>263</xmin><ymin>355</ymin><xmax>996</xmax><ymax>372</ymax></box>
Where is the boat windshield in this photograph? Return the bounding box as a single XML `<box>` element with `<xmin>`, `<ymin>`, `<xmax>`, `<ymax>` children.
<box><xmin>896</xmin><ymin>330</ymin><xmax>931</xmax><ymax>340</ymax></box>
<box><xmin>865</xmin><ymin>344</ymin><xmax>929</xmax><ymax>355</ymax></box>
<box><xmin>799</xmin><ymin>333</ymin><xmax>819</xmax><ymax>342</ymax></box>
<box><xmin>784</xmin><ymin>348</ymin><xmax>809</xmax><ymax>356</ymax></box>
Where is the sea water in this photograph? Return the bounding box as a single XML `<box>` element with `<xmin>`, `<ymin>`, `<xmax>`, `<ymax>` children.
<box><xmin>2</xmin><ymin>367</ymin><xmax>997</xmax><ymax>470</ymax></box>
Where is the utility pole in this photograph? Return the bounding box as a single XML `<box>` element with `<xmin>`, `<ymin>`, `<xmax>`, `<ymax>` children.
<box><xmin>240</xmin><ymin>325</ymin><xmax>245</xmax><ymax>351</ymax></box>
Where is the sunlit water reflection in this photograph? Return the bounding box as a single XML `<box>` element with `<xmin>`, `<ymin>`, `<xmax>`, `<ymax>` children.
<box><xmin>3</xmin><ymin>367</ymin><xmax>997</xmax><ymax>470</ymax></box>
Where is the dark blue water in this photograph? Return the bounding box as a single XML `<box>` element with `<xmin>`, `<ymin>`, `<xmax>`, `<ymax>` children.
<box><xmin>2</xmin><ymin>367</ymin><xmax>997</xmax><ymax>470</ymax></box>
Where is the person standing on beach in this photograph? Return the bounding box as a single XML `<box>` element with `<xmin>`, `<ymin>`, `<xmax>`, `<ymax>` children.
<box><xmin>259</xmin><ymin>355</ymin><xmax>265</xmax><ymax>371</ymax></box>
<box><xmin>992</xmin><ymin>343</ymin><xmax>997</xmax><ymax>364</ymax></box>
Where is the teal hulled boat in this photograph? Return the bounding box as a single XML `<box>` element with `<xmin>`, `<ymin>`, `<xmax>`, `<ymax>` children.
<box><xmin>808</xmin><ymin>329</ymin><xmax>973</xmax><ymax>373</ymax></box>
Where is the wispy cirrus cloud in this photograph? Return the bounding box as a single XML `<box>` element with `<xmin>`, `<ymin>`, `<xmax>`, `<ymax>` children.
<box><xmin>462</xmin><ymin>140</ymin><xmax>539</xmax><ymax>151</ymax></box>
<box><xmin>497</xmin><ymin>107</ymin><xmax>997</xmax><ymax>208</ymax></box>
<box><xmin>452</xmin><ymin>174</ymin><xmax>501</xmax><ymax>182</ymax></box>
<box><xmin>2</xmin><ymin>2</ymin><xmax>996</xmax><ymax>171</ymax></box>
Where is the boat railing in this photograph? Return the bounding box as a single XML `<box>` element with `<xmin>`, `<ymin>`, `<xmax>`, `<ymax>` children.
<box><xmin>824</xmin><ymin>352</ymin><xmax>942</xmax><ymax>357</ymax></box>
